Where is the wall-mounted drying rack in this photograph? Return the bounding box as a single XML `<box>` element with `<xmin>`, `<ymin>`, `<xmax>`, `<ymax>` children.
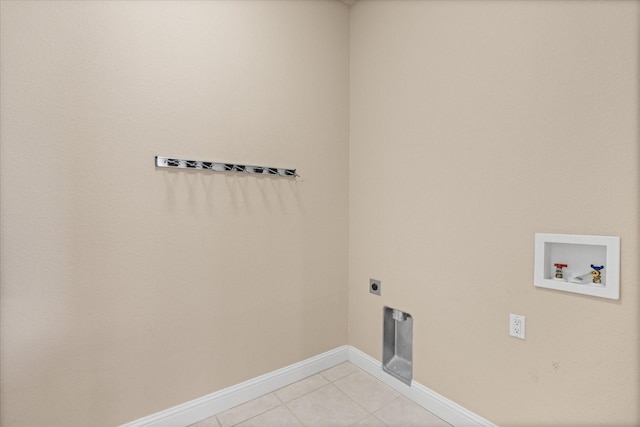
<box><xmin>155</xmin><ymin>156</ymin><xmax>298</xmax><ymax>178</ymax></box>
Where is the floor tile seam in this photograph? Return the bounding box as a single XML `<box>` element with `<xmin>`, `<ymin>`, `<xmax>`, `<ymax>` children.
<box><xmin>284</xmin><ymin>383</ymin><xmax>372</xmax><ymax>427</ymax></box>
<box><xmin>219</xmin><ymin>393</ymin><xmax>282</xmax><ymax>427</ymax></box>
<box><xmin>219</xmin><ymin>365</ymin><xmax>400</xmax><ymax>427</ymax></box>
<box><xmin>339</xmin><ymin>367</ymin><xmax>400</xmax><ymax>396</ymax></box>
<box><xmin>370</xmin><ymin>394</ymin><xmax>403</xmax><ymax>418</ymax></box>
<box><xmin>330</xmin><ymin>368</ymin><xmax>364</xmax><ymax>395</ymax></box>
<box><xmin>319</xmin><ymin>368</ymin><xmax>356</xmax><ymax>383</ymax></box>
<box><xmin>284</xmin><ymin>382</ymin><xmax>369</xmax><ymax>415</ymax></box>
<box><xmin>370</xmin><ymin>412</ymin><xmax>391</xmax><ymax>427</ymax></box>
<box><xmin>281</xmin><ymin>402</ymin><xmax>308</xmax><ymax>427</ymax></box>
<box><xmin>223</xmin><ymin>401</ymin><xmax>292</xmax><ymax>427</ymax></box>
<box><xmin>275</xmin><ymin>375</ymin><xmax>331</xmax><ymax>404</ymax></box>
<box><xmin>347</xmin><ymin>411</ymin><xmax>385</xmax><ymax>427</ymax></box>
<box><xmin>282</xmin><ymin>366</ymin><xmax>361</xmax><ymax>406</ymax></box>
<box><xmin>283</xmin><ymin>399</ymin><xmax>320</xmax><ymax>427</ymax></box>
<box><xmin>328</xmin><ymin>380</ymin><xmax>376</xmax><ymax>417</ymax></box>
<box><xmin>331</xmin><ymin>369</ymin><xmax>361</xmax><ymax>383</ymax></box>
<box><xmin>356</xmin><ymin>365</ymin><xmax>391</xmax><ymax>385</ymax></box>
<box><xmin>281</xmin><ymin>382</ymin><xmax>340</xmax><ymax>409</ymax></box>
<box><xmin>273</xmin><ymin>390</ymin><xmax>286</xmax><ymax>404</ymax></box>
<box><xmin>333</xmin><ymin>370</ymin><xmax>402</xmax><ymax>414</ymax></box>
<box><xmin>372</xmin><ymin>395</ymin><xmax>453</xmax><ymax>427</ymax></box>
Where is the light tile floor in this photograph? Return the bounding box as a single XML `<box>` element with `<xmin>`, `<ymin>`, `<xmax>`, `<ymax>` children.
<box><xmin>189</xmin><ymin>362</ymin><xmax>451</xmax><ymax>427</ymax></box>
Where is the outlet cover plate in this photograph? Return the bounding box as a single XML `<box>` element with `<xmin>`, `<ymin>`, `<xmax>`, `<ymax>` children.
<box><xmin>509</xmin><ymin>313</ymin><xmax>526</xmax><ymax>339</ymax></box>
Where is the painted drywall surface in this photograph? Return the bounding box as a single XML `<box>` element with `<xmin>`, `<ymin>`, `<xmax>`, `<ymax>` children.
<box><xmin>349</xmin><ymin>1</ymin><xmax>639</xmax><ymax>426</ymax></box>
<box><xmin>0</xmin><ymin>1</ymin><xmax>349</xmax><ymax>425</ymax></box>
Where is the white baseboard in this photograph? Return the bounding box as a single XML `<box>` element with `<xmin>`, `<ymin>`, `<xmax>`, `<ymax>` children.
<box><xmin>347</xmin><ymin>346</ymin><xmax>496</xmax><ymax>427</ymax></box>
<box><xmin>122</xmin><ymin>345</ymin><xmax>495</xmax><ymax>427</ymax></box>
<box><xmin>121</xmin><ymin>346</ymin><xmax>349</xmax><ymax>427</ymax></box>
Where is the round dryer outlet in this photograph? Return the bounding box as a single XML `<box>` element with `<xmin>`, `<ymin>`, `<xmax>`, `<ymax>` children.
<box><xmin>369</xmin><ymin>279</ymin><xmax>381</xmax><ymax>296</ymax></box>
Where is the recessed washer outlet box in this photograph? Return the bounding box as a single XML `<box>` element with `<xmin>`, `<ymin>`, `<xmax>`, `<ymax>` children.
<box><xmin>383</xmin><ymin>306</ymin><xmax>413</xmax><ymax>385</ymax></box>
<box><xmin>534</xmin><ymin>233</ymin><xmax>620</xmax><ymax>300</ymax></box>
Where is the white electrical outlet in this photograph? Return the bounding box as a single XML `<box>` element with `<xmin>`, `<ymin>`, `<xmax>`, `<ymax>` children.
<box><xmin>509</xmin><ymin>314</ymin><xmax>526</xmax><ymax>340</ymax></box>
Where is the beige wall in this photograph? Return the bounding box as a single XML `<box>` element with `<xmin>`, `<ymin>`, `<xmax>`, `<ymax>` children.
<box><xmin>0</xmin><ymin>1</ymin><xmax>349</xmax><ymax>426</ymax></box>
<box><xmin>349</xmin><ymin>1</ymin><xmax>639</xmax><ymax>426</ymax></box>
<box><xmin>2</xmin><ymin>1</ymin><xmax>639</xmax><ymax>426</ymax></box>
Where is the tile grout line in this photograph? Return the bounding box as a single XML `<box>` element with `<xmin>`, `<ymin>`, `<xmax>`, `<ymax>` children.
<box><xmin>330</xmin><ymin>381</ymin><xmax>375</xmax><ymax>422</ymax></box>
<box><xmin>283</xmin><ymin>401</ymin><xmax>308</xmax><ymax>427</ymax></box>
<box><xmin>287</xmin><ymin>367</ymin><xmax>369</xmax><ymax>427</ymax></box>
<box><xmin>215</xmin><ymin>363</ymin><xmax>405</xmax><ymax>427</ymax></box>
<box><xmin>290</xmin><ymin>364</ymin><xmax>363</xmax><ymax>427</ymax></box>
<box><xmin>220</xmin><ymin>369</ymin><xmax>338</xmax><ymax>427</ymax></box>
<box><xmin>224</xmin><ymin>366</ymin><xmax>357</xmax><ymax>427</ymax></box>
<box><xmin>370</xmin><ymin>395</ymin><xmax>403</xmax><ymax>424</ymax></box>
<box><xmin>334</xmin><ymin>368</ymin><xmax>404</xmax><ymax>418</ymax></box>
<box><xmin>275</xmin><ymin>374</ymin><xmax>328</xmax><ymax>406</ymax></box>
<box><xmin>306</xmin><ymin>364</ymin><xmax>383</xmax><ymax>426</ymax></box>
<box><xmin>219</xmin><ymin>393</ymin><xmax>280</xmax><ymax>427</ymax></box>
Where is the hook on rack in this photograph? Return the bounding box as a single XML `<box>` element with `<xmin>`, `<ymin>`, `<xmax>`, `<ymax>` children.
<box><xmin>155</xmin><ymin>156</ymin><xmax>298</xmax><ymax>178</ymax></box>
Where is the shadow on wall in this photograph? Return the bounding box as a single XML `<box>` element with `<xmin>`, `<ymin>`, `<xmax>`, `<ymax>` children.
<box><xmin>158</xmin><ymin>168</ymin><xmax>304</xmax><ymax>216</ymax></box>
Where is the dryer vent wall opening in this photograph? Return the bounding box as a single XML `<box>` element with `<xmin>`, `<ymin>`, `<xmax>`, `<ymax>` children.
<box><xmin>382</xmin><ymin>307</ymin><xmax>413</xmax><ymax>386</ymax></box>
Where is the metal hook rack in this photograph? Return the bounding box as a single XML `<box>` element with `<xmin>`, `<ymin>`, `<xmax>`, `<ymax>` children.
<box><xmin>155</xmin><ymin>156</ymin><xmax>299</xmax><ymax>178</ymax></box>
